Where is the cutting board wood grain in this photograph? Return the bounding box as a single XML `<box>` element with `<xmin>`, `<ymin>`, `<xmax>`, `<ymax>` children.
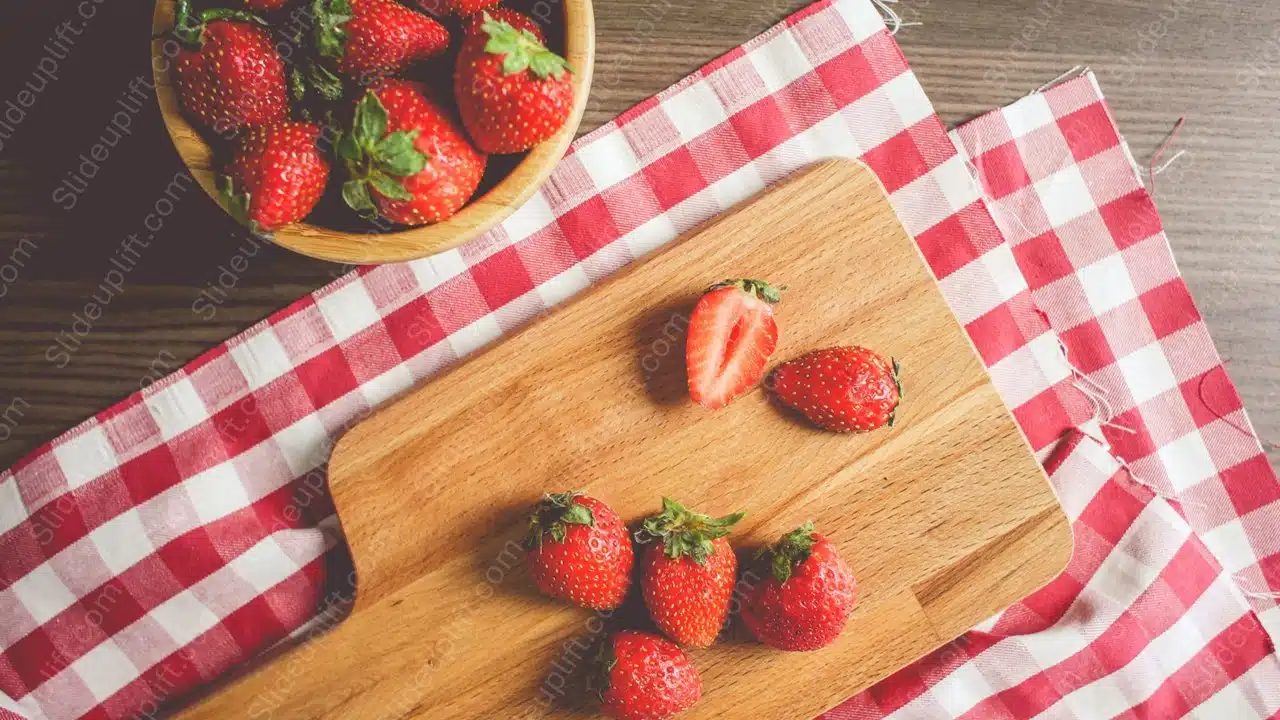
<box><xmin>178</xmin><ymin>160</ymin><xmax>1072</xmax><ymax>720</ymax></box>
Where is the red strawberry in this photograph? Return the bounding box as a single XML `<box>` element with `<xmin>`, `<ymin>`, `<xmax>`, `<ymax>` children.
<box><xmin>243</xmin><ymin>0</ymin><xmax>289</xmax><ymax>11</ymax></box>
<box><xmin>454</xmin><ymin>15</ymin><xmax>574</xmax><ymax>154</ymax></box>
<box><xmin>442</xmin><ymin>0</ymin><xmax>501</xmax><ymax>16</ymax></box>
<box><xmin>220</xmin><ymin>122</ymin><xmax>331</xmax><ymax>231</ymax></box>
<box><xmin>636</xmin><ymin>498</ymin><xmax>744</xmax><ymax>648</ymax></box>
<box><xmin>597</xmin><ymin>631</ymin><xmax>701</xmax><ymax>720</ymax></box>
<box><xmin>742</xmin><ymin>522</ymin><xmax>857</xmax><ymax>651</ymax></box>
<box><xmin>339</xmin><ymin>81</ymin><xmax>486</xmax><ymax>225</ymax></box>
<box><xmin>685</xmin><ymin>279</ymin><xmax>782</xmax><ymax>410</ymax></box>
<box><xmin>524</xmin><ymin>492</ymin><xmax>633</xmax><ymax>610</ymax></box>
<box><xmin>313</xmin><ymin>0</ymin><xmax>450</xmax><ymax>84</ymax></box>
<box><xmin>461</xmin><ymin>6</ymin><xmax>544</xmax><ymax>42</ymax></box>
<box><xmin>173</xmin><ymin>1</ymin><xmax>288</xmax><ymax>135</ymax></box>
<box><xmin>771</xmin><ymin>346</ymin><xmax>902</xmax><ymax>433</ymax></box>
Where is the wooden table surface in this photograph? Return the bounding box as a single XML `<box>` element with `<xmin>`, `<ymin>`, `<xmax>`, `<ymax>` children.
<box><xmin>0</xmin><ymin>0</ymin><xmax>1275</xmax><ymax>470</ymax></box>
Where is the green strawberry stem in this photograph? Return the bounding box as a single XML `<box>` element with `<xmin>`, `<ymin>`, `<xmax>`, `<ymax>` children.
<box><xmin>757</xmin><ymin>521</ymin><xmax>817</xmax><ymax>584</ymax></box>
<box><xmin>708</xmin><ymin>278</ymin><xmax>784</xmax><ymax>304</ymax></box>
<box><xmin>339</xmin><ymin>92</ymin><xmax>428</xmax><ymax>219</ymax></box>
<box><xmin>524</xmin><ymin>491</ymin><xmax>596</xmax><ymax>549</ymax></box>
<box><xmin>173</xmin><ymin>0</ymin><xmax>268</xmax><ymax>48</ymax></box>
<box><xmin>216</xmin><ymin>175</ymin><xmax>269</xmax><ymax>237</ymax></box>
<box><xmin>634</xmin><ymin>497</ymin><xmax>744</xmax><ymax>565</ymax></box>
<box><xmin>889</xmin><ymin>358</ymin><xmax>902</xmax><ymax>428</ymax></box>
<box><xmin>481</xmin><ymin>16</ymin><xmax>573</xmax><ymax>79</ymax></box>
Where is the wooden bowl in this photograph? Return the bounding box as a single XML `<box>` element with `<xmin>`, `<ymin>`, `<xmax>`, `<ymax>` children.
<box><xmin>150</xmin><ymin>0</ymin><xmax>594</xmax><ymax>264</ymax></box>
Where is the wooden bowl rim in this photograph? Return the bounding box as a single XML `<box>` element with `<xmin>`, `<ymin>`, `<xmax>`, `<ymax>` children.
<box><xmin>150</xmin><ymin>0</ymin><xmax>595</xmax><ymax>265</ymax></box>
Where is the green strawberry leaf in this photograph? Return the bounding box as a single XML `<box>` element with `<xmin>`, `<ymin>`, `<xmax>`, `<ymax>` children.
<box><xmin>373</xmin><ymin>130</ymin><xmax>428</xmax><ymax>177</ymax></box>
<box><xmin>314</xmin><ymin>0</ymin><xmax>353</xmax><ymax>59</ymax></box>
<box><xmin>342</xmin><ymin>179</ymin><xmax>377</xmax><ymax>216</ymax></box>
<box><xmin>308</xmin><ymin>63</ymin><xmax>346</xmax><ymax>101</ymax></box>
<box><xmin>353</xmin><ymin>92</ymin><xmax>389</xmax><ymax>148</ymax></box>
<box><xmin>217</xmin><ymin>174</ymin><xmax>253</xmax><ymax>229</ymax></box>
<box><xmin>528</xmin><ymin>51</ymin><xmax>571</xmax><ymax>80</ymax></box>
<box><xmin>336</xmin><ymin>132</ymin><xmax>363</xmax><ymax>163</ymax></box>
<box><xmin>290</xmin><ymin>67</ymin><xmax>308</xmax><ymax>103</ymax></box>
<box><xmin>634</xmin><ymin>497</ymin><xmax>744</xmax><ymax>566</ymax></box>
<box><xmin>481</xmin><ymin>17</ymin><xmax>573</xmax><ymax>79</ymax></box>
<box><xmin>368</xmin><ymin>171</ymin><xmax>413</xmax><ymax>201</ymax></box>
<box><xmin>761</xmin><ymin>521</ymin><xmax>817</xmax><ymax>584</ymax></box>
<box><xmin>524</xmin><ymin>491</ymin><xmax>596</xmax><ymax>549</ymax></box>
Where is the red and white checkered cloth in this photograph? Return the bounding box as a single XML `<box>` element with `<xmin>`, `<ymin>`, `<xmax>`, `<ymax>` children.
<box><xmin>0</xmin><ymin>2</ymin><xmax>1274</xmax><ymax>718</ymax></box>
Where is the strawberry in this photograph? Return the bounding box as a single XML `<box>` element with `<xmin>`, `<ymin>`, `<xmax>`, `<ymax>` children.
<box><xmin>172</xmin><ymin>0</ymin><xmax>288</xmax><ymax>135</ymax></box>
<box><xmin>243</xmin><ymin>0</ymin><xmax>289</xmax><ymax>11</ymax></box>
<box><xmin>461</xmin><ymin>6</ymin><xmax>544</xmax><ymax>42</ymax></box>
<box><xmin>313</xmin><ymin>0</ymin><xmax>450</xmax><ymax>84</ymax></box>
<box><xmin>685</xmin><ymin>279</ymin><xmax>782</xmax><ymax>410</ymax></box>
<box><xmin>442</xmin><ymin>0</ymin><xmax>502</xmax><ymax>16</ymax></box>
<box><xmin>770</xmin><ymin>346</ymin><xmax>902</xmax><ymax>433</ymax></box>
<box><xmin>524</xmin><ymin>492</ymin><xmax>633</xmax><ymax>610</ymax></box>
<box><xmin>742</xmin><ymin>522</ymin><xmax>857</xmax><ymax>651</ymax></box>
<box><xmin>596</xmin><ymin>631</ymin><xmax>701</xmax><ymax>720</ymax></box>
<box><xmin>219</xmin><ymin>122</ymin><xmax>331</xmax><ymax>232</ymax></box>
<box><xmin>454</xmin><ymin>14</ymin><xmax>574</xmax><ymax>154</ymax></box>
<box><xmin>635</xmin><ymin>498</ymin><xmax>744</xmax><ymax>648</ymax></box>
<box><xmin>339</xmin><ymin>81</ymin><xmax>486</xmax><ymax>225</ymax></box>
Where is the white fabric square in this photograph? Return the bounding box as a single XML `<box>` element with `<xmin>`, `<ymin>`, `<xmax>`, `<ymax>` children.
<box><xmin>89</xmin><ymin>509</ymin><xmax>154</xmax><ymax>575</ymax></box>
<box><xmin>0</xmin><ymin>476</ymin><xmax>26</xmax><ymax>538</ymax></box>
<box><xmin>448</xmin><ymin>315</ymin><xmax>504</xmax><ymax>360</ymax></box>
<box><xmin>1143</xmin><ymin>609</ymin><xmax>1208</xmax><ymax>675</ymax></box>
<box><xmin>708</xmin><ymin>163</ymin><xmax>766</xmax><ymax>211</ymax></box>
<box><xmin>1202</xmin><ymin>519</ymin><xmax>1257</xmax><ymax>575</ymax></box>
<box><xmin>230</xmin><ymin>536</ymin><xmax>299</xmax><ymax>594</ymax></box>
<box><xmin>316</xmin><ymin>282</ymin><xmax>380</xmax><ymax>343</ymax></box>
<box><xmin>1023</xmin><ymin>619</ymin><xmax>1093</xmax><ymax>670</ymax></box>
<box><xmin>149</xmin><ymin>590</ymin><xmax>221</xmax><ymax>646</ymax></box>
<box><xmin>623</xmin><ymin>213</ymin><xmax>679</xmax><ymax>260</ymax></box>
<box><xmin>1034</xmin><ymin>165</ymin><xmax>1096</xmax><ymax>227</ymax></box>
<box><xmin>803</xmin><ymin>111</ymin><xmax>863</xmax><ymax>160</ymax></box>
<box><xmin>1157</xmin><ymin>430</ymin><xmax>1218</xmax><ymax>492</ymax></box>
<box><xmin>502</xmin><ymin>190</ymin><xmax>555</xmax><ymax>244</ymax></box>
<box><xmin>229</xmin><ymin>330</ymin><xmax>292</xmax><ymax>392</ymax></box>
<box><xmin>937</xmin><ymin>256</ymin><xmax>1002</xmax><ymax>326</ymax></box>
<box><xmin>1078</xmin><ymin>254</ymin><xmax>1139</xmax><ymax>316</ymax></box>
<box><xmin>662</xmin><ymin>83</ymin><xmax>729</xmax><ymax>144</ymax></box>
<box><xmin>271</xmin><ymin>413</ymin><xmax>328</xmax><ymax>476</ymax></box>
<box><xmin>9</xmin><ymin>564</ymin><xmax>79</xmax><ymax>625</ymax></box>
<box><xmin>360</xmin><ymin>365</ymin><xmax>415</xmax><ymax>408</ymax></box>
<box><xmin>1117</xmin><ymin>342</ymin><xmax>1178</xmax><ymax>406</ymax></box>
<box><xmin>576</xmin><ymin>132</ymin><xmax>642</xmax><ymax>192</ymax></box>
<box><xmin>1087</xmin><ymin>546</ymin><xmax>1159</xmax><ymax>614</ymax></box>
<box><xmin>750</xmin><ymin>32</ymin><xmax>811</xmax><ymax>94</ymax></box>
<box><xmin>408</xmin><ymin>248</ymin><xmax>468</xmax><ymax>295</ymax></box>
<box><xmin>1004</xmin><ymin>93</ymin><xmax>1054</xmax><ymax>138</ymax></box>
<box><xmin>982</xmin><ymin>243</ymin><xmax>1030</xmax><ymax>304</ymax></box>
<box><xmin>931</xmin><ymin>662</ymin><xmax>994</xmax><ymax>717</ymax></box>
<box><xmin>846</xmin><ymin>83</ymin><xmax>911</xmax><ymax>154</ymax></box>
<box><xmin>988</xmin><ymin>341</ymin><xmax>1050</xmax><ymax>410</ymax></box>
<box><xmin>536</xmin><ymin>266</ymin><xmax>592</xmax><ymax>309</ymax></box>
<box><xmin>1062</xmin><ymin>678</ymin><xmax>1132</xmax><ymax>719</ymax></box>
<box><xmin>884</xmin><ymin>71</ymin><xmax>935</xmax><ymax>131</ymax></box>
<box><xmin>143</xmin><ymin>379</ymin><xmax>208</xmax><ymax>442</ymax></box>
<box><xmin>835</xmin><ymin>0</ymin><xmax>887</xmax><ymax>43</ymax></box>
<box><xmin>52</xmin><ymin>426</ymin><xmax>116</xmax><ymax>491</ymax></box>
<box><xmin>69</xmin><ymin>639</ymin><xmax>138</xmax><ymax>702</ymax></box>
<box><xmin>184</xmin><ymin>462</ymin><xmax>252</xmax><ymax>525</ymax></box>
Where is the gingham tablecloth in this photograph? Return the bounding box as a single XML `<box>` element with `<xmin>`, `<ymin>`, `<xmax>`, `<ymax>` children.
<box><xmin>0</xmin><ymin>1</ymin><xmax>1275</xmax><ymax>718</ymax></box>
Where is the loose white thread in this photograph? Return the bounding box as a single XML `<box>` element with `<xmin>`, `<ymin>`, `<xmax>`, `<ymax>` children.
<box><xmin>1232</xmin><ymin>575</ymin><xmax>1280</xmax><ymax>601</ymax></box>
<box><xmin>1026</xmin><ymin>65</ymin><xmax>1090</xmax><ymax>97</ymax></box>
<box><xmin>871</xmin><ymin>0</ymin><xmax>922</xmax><ymax>35</ymax></box>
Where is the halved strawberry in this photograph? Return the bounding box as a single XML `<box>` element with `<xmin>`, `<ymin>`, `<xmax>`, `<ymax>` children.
<box><xmin>685</xmin><ymin>279</ymin><xmax>781</xmax><ymax>409</ymax></box>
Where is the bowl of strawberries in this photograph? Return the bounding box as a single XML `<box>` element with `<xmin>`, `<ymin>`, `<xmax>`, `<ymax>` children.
<box><xmin>150</xmin><ymin>0</ymin><xmax>593</xmax><ymax>263</ymax></box>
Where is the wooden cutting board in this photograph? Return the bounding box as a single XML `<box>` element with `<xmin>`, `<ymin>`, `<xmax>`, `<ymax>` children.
<box><xmin>179</xmin><ymin>160</ymin><xmax>1071</xmax><ymax>719</ymax></box>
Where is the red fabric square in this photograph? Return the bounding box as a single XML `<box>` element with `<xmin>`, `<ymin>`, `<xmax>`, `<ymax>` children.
<box><xmin>815</xmin><ymin>44</ymin><xmax>883</xmax><ymax>108</ymax></box>
<box><xmin>685</xmin><ymin>121</ymin><xmax>753</xmax><ymax>185</ymax></box>
<box><xmin>1015</xmin><ymin>572</ymin><xmax>1085</xmax><ymax>633</ymax></box>
<box><xmin>1178</xmin><ymin>367</ymin><xmax>1244</xmax><ymax>430</ymax></box>
<box><xmin>1099</xmin><ymin>190</ymin><xmax>1162</xmax><ymax>250</ymax></box>
<box><xmin>995</xmin><ymin>672</ymin><xmax>1062</xmax><ymax>720</ymax></box>
<box><xmin>1059</xmin><ymin>319</ymin><xmax>1117</xmax><ymax>374</ymax></box>
<box><xmin>1102</xmin><ymin>407</ymin><xmax>1157</xmax><ymax>464</ymax></box>
<box><xmin>1219</xmin><ymin>455</ymin><xmax>1280</xmax><ymax>517</ymax></box>
<box><xmin>219</xmin><ymin>595</ymin><xmax>287</xmax><ymax>658</ymax></box>
<box><xmin>382</xmin><ymin>297</ymin><xmax>445</xmax><ymax>360</ymax></box>
<box><xmin>973</xmin><ymin>141</ymin><xmax>1032</xmax><ymax>199</ymax></box>
<box><xmin>600</xmin><ymin>175</ymin><xmax>663</xmax><ymax>236</ymax></box>
<box><xmin>1057</xmin><ymin>102</ymin><xmax>1120</xmax><ymax>162</ymax></box>
<box><xmin>157</xmin><ymin>529</ymin><xmax>227</xmax><ymax>587</ymax></box>
<box><xmin>1128</xmin><ymin>677</ymin><xmax>1192</xmax><ymax>720</ymax></box>
<box><xmin>643</xmin><ymin>147</ymin><xmax>708</xmax><ymax>210</ymax></box>
<box><xmin>1139</xmin><ymin>280</ymin><xmax>1201</xmax><ymax>339</ymax></box>
<box><xmin>293</xmin><ymin>346</ymin><xmax>359</xmax><ymax>411</ymax></box>
<box><xmin>728</xmin><ymin>96</ymin><xmax>795</xmax><ymax>159</ymax></box>
<box><xmin>773</xmin><ymin>71</ymin><xmax>839</xmax><ymax>135</ymax></box>
<box><xmin>470</xmin><ymin>246</ymin><xmax>535</xmax><ymax>311</ymax></box>
<box><xmin>75</xmin><ymin>581</ymin><xmax>144</xmax><ymax>637</ymax></box>
<box><xmin>1079</xmin><ymin>479</ymin><xmax>1149</xmax><ymax>546</ymax></box>
<box><xmin>8</xmin><ymin>628</ymin><xmax>64</xmax><ymax>691</ymax></box>
<box><xmin>1013</xmin><ymin>231</ymin><xmax>1075</xmax><ymax>290</ymax></box>
<box><xmin>861</xmin><ymin>128</ymin><xmax>929</xmax><ymax>194</ymax></box>
<box><xmin>1012</xmin><ymin>385</ymin><xmax>1075</xmax><ymax>451</ymax></box>
<box><xmin>28</xmin><ymin>493</ymin><xmax>88</xmax><ymax>558</ymax></box>
<box><xmin>966</xmin><ymin>303</ymin><xmax>1030</xmax><ymax>367</ymax></box>
<box><xmin>73</xmin><ymin>472</ymin><xmax>135</xmax><ymax>533</ymax></box>
<box><xmin>866</xmin><ymin>659</ymin><xmax>931</xmax><ymax>715</ymax></box>
<box><xmin>556</xmin><ymin>195</ymin><xmax>621</xmax><ymax>261</ymax></box>
<box><xmin>210</xmin><ymin>398</ymin><xmax>273</xmax><ymax>459</ymax></box>
<box><xmin>915</xmin><ymin>212</ymin><xmax>980</xmax><ymax>280</ymax></box>
<box><xmin>1162</xmin><ymin>540</ymin><xmax>1221</xmax><ymax>607</ymax></box>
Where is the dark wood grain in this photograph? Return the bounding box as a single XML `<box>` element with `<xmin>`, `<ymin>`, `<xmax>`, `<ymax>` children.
<box><xmin>0</xmin><ymin>0</ymin><xmax>1275</xmax><ymax>469</ymax></box>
